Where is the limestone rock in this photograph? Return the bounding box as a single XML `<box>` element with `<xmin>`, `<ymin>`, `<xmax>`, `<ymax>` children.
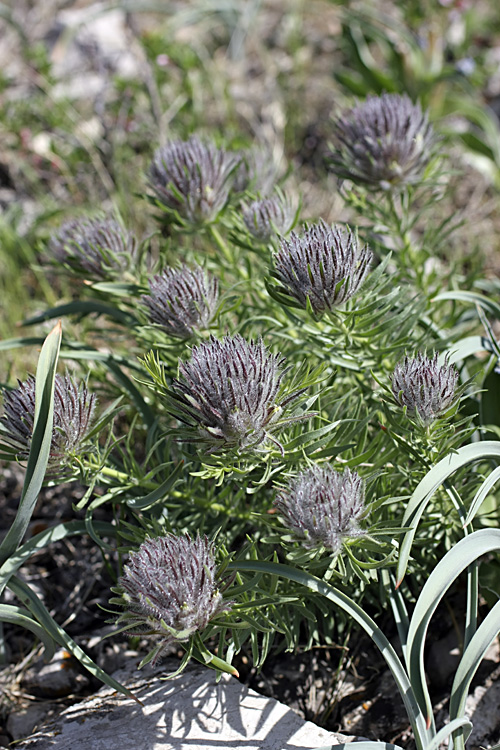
<box><xmin>17</xmin><ymin>658</ymin><xmax>356</xmax><ymax>749</ymax></box>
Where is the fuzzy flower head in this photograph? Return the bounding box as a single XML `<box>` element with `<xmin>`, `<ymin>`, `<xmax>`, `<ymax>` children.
<box><xmin>328</xmin><ymin>93</ymin><xmax>435</xmax><ymax>191</ymax></box>
<box><xmin>274</xmin><ymin>465</ymin><xmax>366</xmax><ymax>552</ymax></box>
<box><xmin>170</xmin><ymin>335</ymin><xmax>307</xmax><ymax>454</ymax></box>
<box><xmin>0</xmin><ymin>373</ymin><xmax>96</xmax><ymax>471</ymax></box>
<box><xmin>272</xmin><ymin>219</ymin><xmax>372</xmax><ymax>316</ymax></box>
<box><xmin>391</xmin><ymin>352</ymin><xmax>458</xmax><ymax>424</ymax></box>
<box><xmin>48</xmin><ymin>217</ymin><xmax>138</xmax><ymax>278</ymax></box>
<box><xmin>117</xmin><ymin>533</ymin><xmax>231</xmax><ymax>662</ymax></box>
<box><xmin>148</xmin><ymin>136</ymin><xmax>238</xmax><ymax>226</ymax></box>
<box><xmin>242</xmin><ymin>193</ymin><xmax>297</xmax><ymax>242</ymax></box>
<box><xmin>141</xmin><ymin>265</ymin><xmax>219</xmax><ymax>339</ymax></box>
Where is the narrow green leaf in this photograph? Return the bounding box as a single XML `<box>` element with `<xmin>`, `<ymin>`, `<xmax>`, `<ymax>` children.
<box><xmin>450</xmin><ymin>598</ymin><xmax>500</xmax><ymax>723</ymax></box>
<box><xmin>105</xmin><ymin>359</ymin><xmax>155</xmax><ymax>428</ymax></box>
<box><xmin>126</xmin><ymin>461</ymin><xmax>185</xmax><ymax>510</ymax></box>
<box><xmin>0</xmin><ymin>322</ymin><xmax>62</xmax><ymax>567</ymax></box>
<box><xmin>22</xmin><ymin>301</ymin><xmax>138</xmax><ymax>327</ymax></box>
<box><xmin>433</xmin><ymin>291</ymin><xmax>500</xmax><ymax>321</ymax></box>
<box><xmin>0</xmin><ymin>604</ymin><xmax>56</xmax><ymax>661</ymax></box>
<box><xmin>8</xmin><ymin>577</ymin><xmax>141</xmax><ymax>703</ymax></box>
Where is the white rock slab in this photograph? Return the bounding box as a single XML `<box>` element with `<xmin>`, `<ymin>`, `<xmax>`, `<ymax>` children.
<box><xmin>17</xmin><ymin>659</ymin><xmax>355</xmax><ymax>750</ymax></box>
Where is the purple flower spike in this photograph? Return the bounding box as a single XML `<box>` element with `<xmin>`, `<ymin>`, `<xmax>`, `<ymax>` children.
<box><xmin>391</xmin><ymin>352</ymin><xmax>458</xmax><ymax>424</ymax></box>
<box><xmin>274</xmin><ymin>464</ymin><xmax>366</xmax><ymax>552</ymax></box>
<box><xmin>328</xmin><ymin>93</ymin><xmax>435</xmax><ymax>191</ymax></box>
<box><xmin>142</xmin><ymin>265</ymin><xmax>219</xmax><ymax>338</ymax></box>
<box><xmin>170</xmin><ymin>334</ymin><xmax>308</xmax><ymax>454</ymax></box>
<box><xmin>1</xmin><ymin>373</ymin><xmax>96</xmax><ymax>470</ymax></box>
<box><xmin>273</xmin><ymin>219</ymin><xmax>372</xmax><ymax>315</ymax></box>
<box><xmin>148</xmin><ymin>136</ymin><xmax>238</xmax><ymax>226</ymax></box>
<box><xmin>49</xmin><ymin>217</ymin><xmax>137</xmax><ymax>278</ymax></box>
<box><xmin>117</xmin><ymin>533</ymin><xmax>232</xmax><ymax>663</ymax></box>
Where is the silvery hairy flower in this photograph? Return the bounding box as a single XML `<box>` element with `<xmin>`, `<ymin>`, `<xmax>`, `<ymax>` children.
<box><xmin>170</xmin><ymin>334</ymin><xmax>308</xmax><ymax>454</ymax></box>
<box><xmin>242</xmin><ymin>193</ymin><xmax>297</xmax><ymax>242</ymax></box>
<box><xmin>327</xmin><ymin>93</ymin><xmax>435</xmax><ymax>191</ymax></box>
<box><xmin>272</xmin><ymin>219</ymin><xmax>372</xmax><ymax>315</ymax></box>
<box><xmin>116</xmin><ymin>533</ymin><xmax>232</xmax><ymax>662</ymax></box>
<box><xmin>141</xmin><ymin>265</ymin><xmax>219</xmax><ymax>338</ymax></box>
<box><xmin>391</xmin><ymin>352</ymin><xmax>458</xmax><ymax>424</ymax></box>
<box><xmin>274</xmin><ymin>464</ymin><xmax>365</xmax><ymax>552</ymax></box>
<box><xmin>49</xmin><ymin>217</ymin><xmax>137</xmax><ymax>278</ymax></box>
<box><xmin>148</xmin><ymin>136</ymin><xmax>238</xmax><ymax>226</ymax></box>
<box><xmin>0</xmin><ymin>373</ymin><xmax>96</xmax><ymax>470</ymax></box>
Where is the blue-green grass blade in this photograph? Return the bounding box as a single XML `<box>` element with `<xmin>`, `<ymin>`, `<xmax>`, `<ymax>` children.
<box><xmin>424</xmin><ymin>718</ymin><xmax>472</xmax><ymax>750</ymax></box>
<box><xmin>464</xmin><ymin>465</ymin><xmax>500</xmax><ymax>527</ymax></box>
<box><xmin>0</xmin><ymin>322</ymin><xmax>62</xmax><ymax>567</ymax></box>
<box><xmin>381</xmin><ymin>570</ymin><xmax>409</xmax><ymax>666</ymax></box>
<box><xmin>396</xmin><ymin>441</ymin><xmax>500</xmax><ymax>586</ymax></box>
<box><xmin>433</xmin><ymin>291</ymin><xmax>500</xmax><ymax>321</ymax></box>
<box><xmin>406</xmin><ymin>530</ymin><xmax>500</xmax><ymax>728</ymax></box>
<box><xmin>449</xmin><ymin>598</ymin><xmax>500</xmax><ymax>724</ymax></box>
<box><xmin>0</xmin><ymin>604</ymin><xmax>56</xmax><ymax>661</ymax></box>
<box><xmin>8</xmin><ymin>576</ymin><xmax>141</xmax><ymax>703</ymax></box>
<box><xmin>229</xmin><ymin>560</ymin><xmax>430</xmax><ymax>750</ymax></box>
<box><xmin>0</xmin><ymin>336</ymin><xmax>47</xmax><ymax>351</ymax></box>
<box><xmin>443</xmin><ymin>336</ymin><xmax>491</xmax><ymax>366</ymax></box>
<box><xmin>89</xmin><ymin>281</ymin><xmax>145</xmax><ymax>296</ymax></box>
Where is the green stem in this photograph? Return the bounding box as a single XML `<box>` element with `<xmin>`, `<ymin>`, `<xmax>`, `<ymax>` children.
<box><xmin>87</xmin><ymin>464</ymin><xmax>252</xmax><ymax>520</ymax></box>
<box><xmin>209</xmin><ymin>224</ymin><xmax>234</xmax><ymax>265</ymax></box>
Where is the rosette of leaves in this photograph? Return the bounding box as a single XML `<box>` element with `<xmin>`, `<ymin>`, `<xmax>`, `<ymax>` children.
<box><xmin>141</xmin><ymin>265</ymin><xmax>219</xmax><ymax>339</ymax></box>
<box><xmin>391</xmin><ymin>352</ymin><xmax>459</xmax><ymax>425</ymax></box>
<box><xmin>144</xmin><ymin>334</ymin><xmax>314</xmax><ymax>457</ymax></box>
<box><xmin>327</xmin><ymin>93</ymin><xmax>435</xmax><ymax>191</ymax></box>
<box><xmin>111</xmin><ymin>533</ymin><xmax>233</xmax><ymax>667</ymax></box>
<box><xmin>0</xmin><ymin>373</ymin><xmax>96</xmax><ymax>474</ymax></box>
<box><xmin>268</xmin><ymin>219</ymin><xmax>372</xmax><ymax>316</ymax></box>
<box><xmin>48</xmin><ymin>216</ymin><xmax>138</xmax><ymax>279</ymax></box>
<box><xmin>148</xmin><ymin>136</ymin><xmax>238</xmax><ymax>227</ymax></box>
<box><xmin>274</xmin><ymin>464</ymin><xmax>366</xmax><ymax>552</ymax></box>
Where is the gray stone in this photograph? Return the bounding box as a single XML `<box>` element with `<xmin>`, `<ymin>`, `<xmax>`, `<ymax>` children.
<box><xmin>7</xmin><ymin>702</ymin><xmax>58</xmax><ymax>741</ymax></box>
<box><xmin>17</xmin><ymin>659</ymin><xmax>356</xmax><ymax>749</ymax></box>
<box><xmin>20</xmin><ymin>648</ymin><xmax>89</xmax><ymax>698</ymax></box>
<box><xmin>48</xmin><ymin>2</ymin><xmax>142</xmax><ymax>100</ymax></box>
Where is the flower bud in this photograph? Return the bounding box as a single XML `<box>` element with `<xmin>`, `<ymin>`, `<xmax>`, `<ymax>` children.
<box><xmin>391</xmin><ymin>352</ymin><xmax>458</xmax><ymax>424</ymax></box>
